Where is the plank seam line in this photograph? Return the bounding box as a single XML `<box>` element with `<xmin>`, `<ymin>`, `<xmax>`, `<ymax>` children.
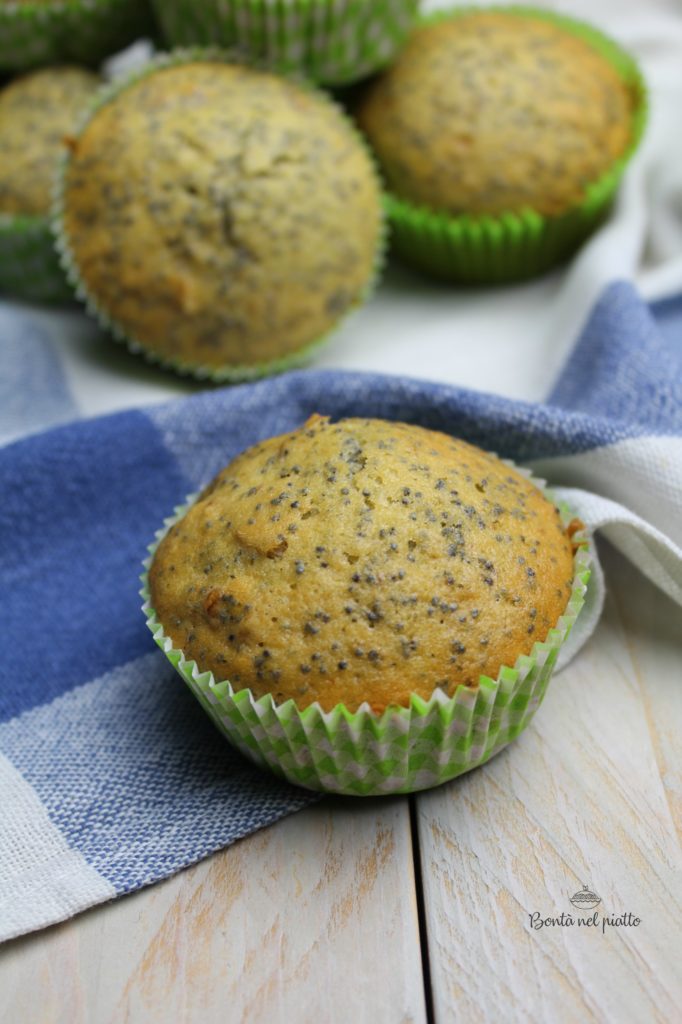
<box><xmin>410</xmin><ymin>796</ymin><xmax>436</xmax><ymax>1024</ymax></box>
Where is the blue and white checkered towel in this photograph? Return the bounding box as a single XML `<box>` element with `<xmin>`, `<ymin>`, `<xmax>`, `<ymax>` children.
<box><xmin>1</xmin><ymin>281</ymin><xmax>681</xmax><ymax>942</ymax></box>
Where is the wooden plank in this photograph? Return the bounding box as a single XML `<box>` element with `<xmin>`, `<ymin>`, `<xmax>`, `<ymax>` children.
<box><xmin>0</xmin><ymin>798</ymin><xmax>426</xmax><ymax>1024</ymax></box>
<box><xmin>607</xmin><ymin>543</ymin><xmax>682</xmax><ymax>837</ymax></box>
<box><xmin>415</xmin><ymin>545</ymin><xmax>682</xmax><ymax>1024</ymax></box>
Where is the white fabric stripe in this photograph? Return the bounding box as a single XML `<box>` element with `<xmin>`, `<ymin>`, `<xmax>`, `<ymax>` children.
<box><xmin>528</xmin><ymin>436</ymin><xmax>682</xmax><ymax>612</ymax></box>
<box><xmin>0</xmin><ymin>755</ymin><xmax>115</xmax><ymax>942</ymax></box>
<box><xmin>526</xmin><ymin>436</ymin><xmax>682</xmax><ymax>661</ymax></box>
<box><xmin>531</xmin><ymin>435</ymin><xmax>682</xmax><ymax>552</ymax></box>
<box><xmin>555</xmin><ymin>487</ymin><xmax>682</xmax><ymax>609</ymax></box>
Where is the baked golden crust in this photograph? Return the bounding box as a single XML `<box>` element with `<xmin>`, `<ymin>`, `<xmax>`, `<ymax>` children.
<box><xmin>62</xmin><ymin>62</ymin><xmax>382</xmax><ymax>370</ymax></box>
<box><xmin>0</xmin><ymin>66</ymin><xmax>99</xmax><ymax>216</ymax></box>
<box><xmin>149</xmin><ymin>416</ymin><xmax>576</xmax><ymax>713</ymax></box>
<box><xmin>356</xmin><ymin>12</ymin><xmax>634</xmax><ymax>217</ymax></box>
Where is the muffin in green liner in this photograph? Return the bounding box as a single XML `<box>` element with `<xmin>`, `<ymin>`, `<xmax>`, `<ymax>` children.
<box><xmin>0</xmin><ymin>65</ymin><xmax>100</xmax><ymax>303</ymax></box>
<box><xmin>53</xmin><ymin>51</ymin><xmax>386</xmax><ymax>382</ymax></box>
<box><xmin>356</xmin><ymin>6</ymin><xmax>647</xmax><ymax>284</ymax></box>
<box><xmin>151</xmin><ymin>0</ymin><xmax>420</xmax><ymax>86</ymax></box>
<box><xmin>0</xmin><ymin>0</ymin><xmax>157</xmax><ymax>74</ymax></box>
<box><xmin>140</xmin><ymin>417</ymin><xmax>591</xmax><ymax>797</ymax></box>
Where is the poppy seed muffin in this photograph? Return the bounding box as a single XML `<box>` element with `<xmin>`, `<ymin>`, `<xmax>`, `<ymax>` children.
<box><xmin>149</xmin><ymin>416</ymin><xmax>579</xmax><ymax>713</ymax></box>
<box><xmin>356</xmin><ymin>11</ymin><xmax>636</xmax><ymax>218</ymax></box>
<box><xmin>0</xmin><ymin>66</ymin><xmax>99</xmax><ymax>216</ymax></box>
<box><xmin>59</xmin><ymin>60</ymin><xmax>383</xmax><ymax>375</ymax></box>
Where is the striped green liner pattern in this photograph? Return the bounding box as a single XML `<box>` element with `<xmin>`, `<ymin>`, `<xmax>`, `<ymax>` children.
<box><xmin>151</xmin><ymin>0</ymin><xmax>420</xmax><ymax>85</ymax></box>
<box><xmin>141</xmin><ymin>476</ymin><xmax>591</xmax><ymax>797</ymax></box>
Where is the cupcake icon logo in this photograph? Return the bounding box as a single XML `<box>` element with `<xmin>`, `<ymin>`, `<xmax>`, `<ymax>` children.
<box><xmin>569</xmin><ymin>884</ymin><xmax>601</xmax><ymax>912</ymax></box>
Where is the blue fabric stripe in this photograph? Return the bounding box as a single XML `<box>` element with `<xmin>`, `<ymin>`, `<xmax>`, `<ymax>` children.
<box><xmin>144</xmin><ymin>283</ymin><xmax>681</xmax><ymax>492</ymax></box>
<box><xmin>0</xmin><ymin>654</ymin><xmax>317</xmax><ymax>892</ymax></box>
<box><xmin>0</xmin><ymin>411</ymin><xmax>189</xmax><ymax>721</ymax></box>
<box><xmin>650</xmin><ymin>291</ymin><xmax>682</xmax><ymax>352</ymax></box>
<box><xmin>147</xmin><ymin>368</ymin><xmax>642</xmax><ymax>493</ymax></box>
<box><xmin>0</xmin><ymin>309</ymin><xmax>76</xmax><ymax>442</ymax></box>
<box><xmin>550</xmin><ymin>281</ymin><xmax>682</xmax><ymax>432</ymax></box>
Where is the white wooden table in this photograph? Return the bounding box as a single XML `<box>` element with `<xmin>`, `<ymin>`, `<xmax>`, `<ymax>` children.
<box><xmin>1</xmin><ymin>543</ymin><xmax>680</xmax><ymax>1023</ymax></box>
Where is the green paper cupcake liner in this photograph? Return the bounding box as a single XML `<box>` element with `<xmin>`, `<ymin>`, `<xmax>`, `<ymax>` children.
<box><xmin>381</xmin><ymin>6</ymin><xmax>648</xmax><ymax>284</ymax></box>
<box><xmin>141</xmin><ymin>468</ymin><xmax>591</xmax><ymax>797</ymax></box>
<box><xmin>0</xmin><ymin>213</ymin><xmax>74</xmax><ymax>304</ymax></box>
<box><xmin>151</xmin><ymin>0</ymin><xmax>420</xmax><ymax>86</ymax></box>
<box><xmin>0</xmin><ymin>0</ymin><xmax>157</xmax><ymax>74</ymax></box>
<box><xmin>52</xmin><ymin>48</ymin><xmax>388</xmax><ymax>383</ymax></box>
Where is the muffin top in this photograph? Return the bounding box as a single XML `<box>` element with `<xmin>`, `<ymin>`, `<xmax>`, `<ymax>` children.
<box><xmin>356</xmin><ymin>12</ymin><xmax>635</xmax><ymax>217</ymax></box>
<box><xmin>149</xmin><ymin>416</ymin><xmax>578</xmax><ymax>713</ymax></box>
<box><xmin>61</xmin><ymin>61</ymin><xmax>382</xmax><ymax>371</ymax></box>
<box><xmin>0</xmin><ymin>65</ymin><xmax>99</xmax><ymax>216</ymax></box>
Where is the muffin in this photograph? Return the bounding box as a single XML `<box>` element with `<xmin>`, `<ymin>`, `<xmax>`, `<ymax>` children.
<box><xmin>0</xmin><ymin>0</ymin><xmax>156</xmax><ymax>74</ymax></box>
<box><xmin>149</xmin><ymin>415</ymin><xmax>581</xmax><ymax>714</ymax></box>
<box><xmin>56</xmin><ymin>57</ymin><xmax>384</xmax><ymax>379</ymax></box>
<box><xmin>0</xmin><ymin>65</ymin><xmax>99</xmax><ymax>302</ymax></box>
<box><xmin>144</xmin><ymin>415</ymin><xmax>590</xmax><ymax>795</ymax></box>
<box><xmin>355</xmin><ymin>8</ymin><xmax>646</xmax><ymax>282</ymax></box>
<box><xmin>0</xmin><ymin>66</ymin><xmax>99</xmax><ymax>216</ymax></box>
<box><xmin>151</xmin><ymin>0</ymin><xmax>420</xmax><ymax>86</ymax></box>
